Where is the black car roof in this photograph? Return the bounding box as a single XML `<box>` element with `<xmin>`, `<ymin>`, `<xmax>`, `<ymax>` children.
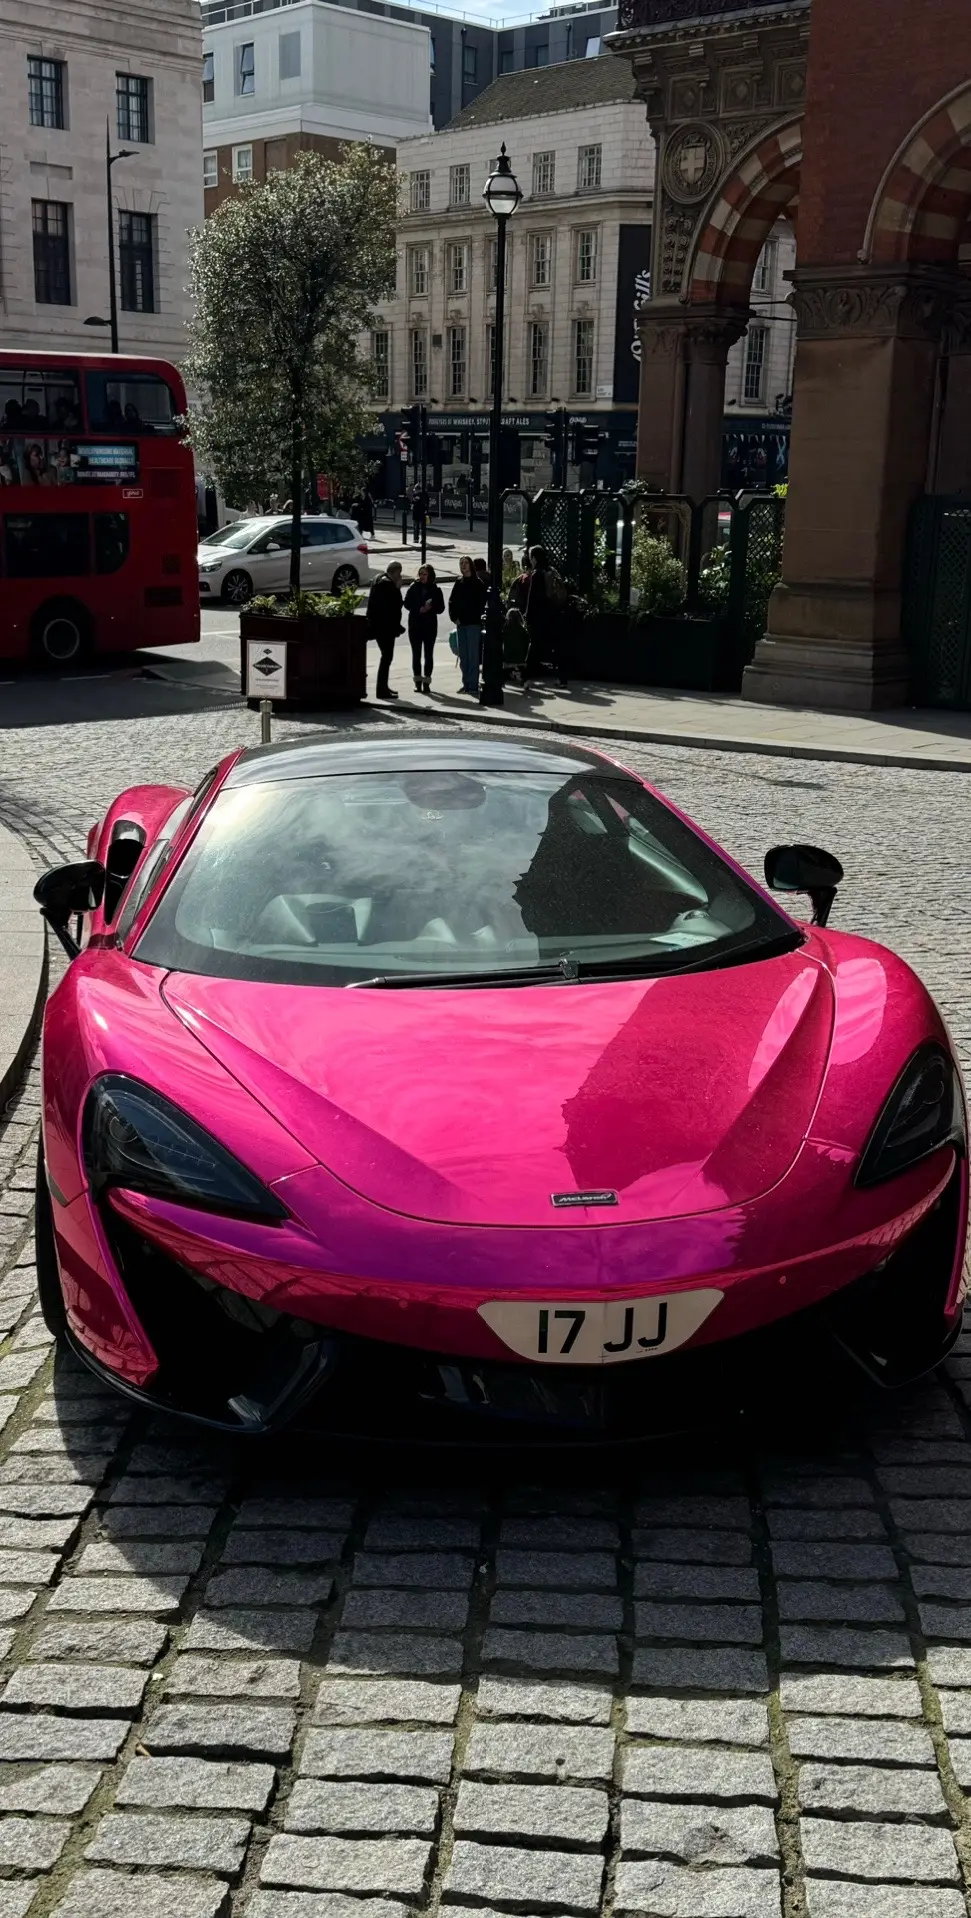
<box><xmin>225</xmin><ymin>732</ymin><xmax>633</xmax><ymax>787</ymax></box>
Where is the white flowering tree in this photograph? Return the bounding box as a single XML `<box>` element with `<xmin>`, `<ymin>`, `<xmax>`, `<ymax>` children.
<box><xmin>184</xmin><ymin>144</ymin><xmax>397</xmax><ymax>592</ymax></box>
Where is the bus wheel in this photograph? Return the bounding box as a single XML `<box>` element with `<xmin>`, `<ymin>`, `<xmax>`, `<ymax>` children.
<box><xmin>31</xmin><ymin>600</ymin><xmax>93</xmax><ymax>668</ymax></box>
<box><xmin>222</xmin><ymin>569</ymin><xmax>253</xmax><ymax>606</ymax></box>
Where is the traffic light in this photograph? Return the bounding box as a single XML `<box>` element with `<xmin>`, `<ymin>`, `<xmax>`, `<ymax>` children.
<box><xmin>398</xmin><ymin>406</ymin><xmax>421</xmax><ymax>465</ymax></box>
<box><xmin>571</xmin><ymin>421</ymin><xmax>603</xmax><ymax>467</ymax></box>
<box><xmin>543</xmin><ymin>411</ymin><xmax>561</xmax><ymax>455</ymax></box>
<box><xmin>544</xmin><ymin>409</ymin><xmax>567</xmax><ymax>489</ymax></box>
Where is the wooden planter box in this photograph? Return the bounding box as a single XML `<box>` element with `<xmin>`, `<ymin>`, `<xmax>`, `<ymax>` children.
<box><xmin>577</xmin><ymin>611</ymin><xmax>736</xmax><ymax>693</ymax></box>
<box><xmin>240</xmin><ymin>612</ymin><xmax>368</xmax><ymax>711</ymax></box>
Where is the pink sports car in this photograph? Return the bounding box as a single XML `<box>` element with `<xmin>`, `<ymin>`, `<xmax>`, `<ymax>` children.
<box><xmin>33</xmin><ymin>736</ymin><xmax>968</xmax><ymax>1439</ymax></box>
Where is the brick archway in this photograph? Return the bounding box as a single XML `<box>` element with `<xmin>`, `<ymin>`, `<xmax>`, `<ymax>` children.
<box><xmin>687</xmin><ymin>120</ymin><xmax>802</xmax><ymax>305</ymax></box>
<box><xmin>867</xmin><ymin>83</ymin><xmax>971</xmax><ymax>265</ymax></box>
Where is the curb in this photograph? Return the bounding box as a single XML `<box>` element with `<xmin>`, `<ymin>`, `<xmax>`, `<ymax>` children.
<box><xmin>0</xmin><ymin>826</ymin><xmax>48</xmax><ymax>1115</ymax></box>
<box><xmin>380</xmin><ymin>695</ymin><xmax>971</xmax><ymax>775</ymax></box>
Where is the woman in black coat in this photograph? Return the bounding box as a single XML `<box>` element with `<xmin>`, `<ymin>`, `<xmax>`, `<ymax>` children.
<box><xmin>404</xmin><ymin>563</ymin><xmax>445</xmax><ymax>693</ymax></box>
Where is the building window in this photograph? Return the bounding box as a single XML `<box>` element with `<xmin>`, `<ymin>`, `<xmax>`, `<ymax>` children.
<box><xmin>585</xmin><ymin>35</ymin><xmax>601</xmax><ymax>55</ymax></box>
<box><xmin>449</xmin><ymin>163</ymin><xmax>470</xmax><ymax>207</ymax></box>
<box><xmin>462</xmin><ymin>45</ymin><xmax>477</xmax><ymax>82</ymax></box>
<box><xmin>119</xmin><ymin>212</ymin><xmax>156</xmax><ymax>313</ymax></box>
<box><xmin>410</xmin><ymin>169</ymin><xmax>430</xmax><ymax>212</ymax></box>
<box><xmin>574</xmin><ymin>317</ymin><xmax>594</xmax><ymax>394</ymax></box>
<box><xmin>279</xmin><ymin>31</ymin><xmax>301</xmax><ymax>79</ymax></box>
<box><xmin>372</xmin><ymin>329</ymin><xmax>390</xmax><ymax>400</ymax></box>
<box><xmin>448</xmin><ymin>324</ymin><xmax>467</xmax><ymax>396</ymax></box>
<box><xmin>28</xmin><ymin>56</ymin><xmax>65</xmax><ymax>130</ymax></box>
<box><xmin>116</xmin><ymin>73</ymin><xmax>151</xmax><ymax>144</ymax></box>
<box><xmin>499</xmin><ymin>48</ymin><xmax>514</xmax><ymax>74</ymax></box>
<box><xmin>531</xmin><ymin>43</ymin><xmax>549</xmax><ymax>66</ymax></box>
<box><xmin>202</xmin><ymin>50</ymin><xmax>214</xmax><ymax>103</ymax></box>
<box><xmin>529</xmin><ymin>232</ymin><xmax>552</xmax><ymax>287</ymax></box>
<box><xmin>742</xmin><ymin>324</ymin><xmax>768</xmax><ymax>403</ymax></box>
<box><xmin>446</xmin><ymin>242</ymin><xmax>468</xmax><ymax>295</ymax></box>
<box><xmin>752</xmin><ymin>241</ymin><xmax>775</xmax><ymax>294</ymax></box>
<box><xmin>236</xmin><ymin>42</ymin><xmax>255</xmax><ymax>96</ymax></box>
<box><xmin>32</xmin><ymin>200</ymin><xmax>71</xmax><ymax>306</ymax></box>
<box><xmin>233</xmin><ymin>145</ymin><xmax>253</xmax><ymax>183</ymax></box>
<box><xmin>429</xmin><ymin>35</ymin><xmax>436</xmax><ymax>71</ymax></box>
<box><xmin>411</xmin><ymin>328</ymin><xmax>428</xmax><ymax>398</ymax></box>
<box><xmin>532</xmin><ymin>150</ymin><xmax>555</xmax><ymax>197</ymax></box>
<box><xmin>578</xmin><ymin>143</ymin><xmax>602</xmax><ymax>190</ymax></box>
<box><xmin>409</xmin><ymin>245</ymin><xmax>429</xmax><ymax>296</ymax></box>
<box><xmin>529</xmin><ymin>321</ymin><xmax>549</xmax><ymax>398</ymax></box>
<box><xmin>203</xmin><ymin>150</ymin><xmax>218</xmax><ymax>188</ymax></box>
<box><xmin>576</xmin><ymin>228</ymin><xmax>598</xmax><ymax>283</ymax></box>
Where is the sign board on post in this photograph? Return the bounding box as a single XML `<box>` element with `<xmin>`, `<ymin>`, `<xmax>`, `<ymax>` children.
<box><xmin>245</xmin><ymin>639</ymin><xmax>288</xmax><ymax>701</ymax></box>
<box><xmin>316</xmin><ymin>473</ymin><xmax>331</xmax><ymax>503</ymax></box>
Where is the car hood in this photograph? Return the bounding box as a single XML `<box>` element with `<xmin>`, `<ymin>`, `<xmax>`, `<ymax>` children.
<box><xmin>162</xmin><ymin>950</ymin><xmax>835</xmax><ymax>1228</ymax></box>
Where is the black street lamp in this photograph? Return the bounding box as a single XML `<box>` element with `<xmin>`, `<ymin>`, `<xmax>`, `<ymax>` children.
<box><xmin>480</xmin><ymin>144</ymin><xmax>521</xmax><ymax>707</ymax></box>
<box><xmin>84</xmin><ymin>121</ymin><xmax>134</xmax><ymax>353</ymax></box>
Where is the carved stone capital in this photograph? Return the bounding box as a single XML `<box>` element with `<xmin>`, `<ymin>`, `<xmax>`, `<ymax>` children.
<box><xmin>789</xmin><ymin>267</ymin><xmax>962</xmax><ymax>342</ymax></box>
<box><xmin>684</xmin><ymin>309</ymin><xmax>751</xmax><ymax>357</ymax></box>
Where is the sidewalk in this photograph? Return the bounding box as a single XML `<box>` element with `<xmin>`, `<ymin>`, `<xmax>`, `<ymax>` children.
<box><xmin>0</xmin><ymin>824</ymin><xmax>47</xmax><ymax>1110</ymax></box>
<box><xmin>382</xmin><ymin>669</ymin><xmax>971</xmax><ymax>773</ymax></box>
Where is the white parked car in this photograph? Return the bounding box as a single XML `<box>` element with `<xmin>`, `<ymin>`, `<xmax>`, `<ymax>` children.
<box><xmin>198</xmin><ymin>516</ymin><xmax>372</xmax><ymax>605</ymax></box>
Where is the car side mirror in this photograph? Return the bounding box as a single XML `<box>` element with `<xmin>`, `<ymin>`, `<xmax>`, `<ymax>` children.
<box><xmin>764</xmin><ymin>844</ymin><xmax>844</xmax><ymax>928</ymax></box>
<box><xmin>33</xmin><ymin>861</ymin><xmax>105</xmax><ymax>959</ymax></box>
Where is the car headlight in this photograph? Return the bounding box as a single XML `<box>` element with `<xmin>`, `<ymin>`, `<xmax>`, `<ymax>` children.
<box><xmin>83</xmin><ymin>1076</ymin><xmax>286</xmax><ymax>1222</ymax></box>
<box><xmin>856</xmin><ymin>1043</ymin><xmax>966</xmax><ymax>1188</ymax></box>
<box><xmin>198</xmin><ymin>559</ymin><xmax>224</xmax><ymax>573</ymax></box>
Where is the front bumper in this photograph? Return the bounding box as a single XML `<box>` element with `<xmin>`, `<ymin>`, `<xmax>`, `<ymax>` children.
<box><xmin>58</xmin><ymin>1161</ymin><xmax>968</xmax><ymax>1441</ymax></box>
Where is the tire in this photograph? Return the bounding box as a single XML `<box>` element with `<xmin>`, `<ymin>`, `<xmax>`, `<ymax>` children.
<box><xmin>222</xmin><ymin>569</ymin><xmax>253</xmax><ymax>606</ymax></box>
<box><xmin>30</xmin><ymin>600</ymin><xmax>93</xmax><ymax>668</ymax></box>
<box><xmin>35</xmin><ymin>1142</ymin><xmax>66</xmax><ymax>1339</ymax></box>
<box><xmin>331</xmin><ymin>565</ymin><xmax>359</xmax><ymax>592</ymax></box>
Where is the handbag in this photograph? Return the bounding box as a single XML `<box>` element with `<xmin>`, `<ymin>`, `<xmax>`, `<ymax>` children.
<box><xmin>447</xmin><ymin>630</ymin><xmax>460</xmax><ymax>656</ymax></box>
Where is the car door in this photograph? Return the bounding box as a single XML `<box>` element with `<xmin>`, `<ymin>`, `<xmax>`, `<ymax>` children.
<box><xmin>318</xmin><ymin>522</ymin><xmax>358</xmax><ymax>590</ymax></box>
<box><xmin>248</xmin><ymin>522</ymin><xmax>292</xmax><ymax>593</ymax></box>
<box><xmin>299</xmin><ymin>520</ymin><xmax>332</xmax><ymax>587</ymax></box>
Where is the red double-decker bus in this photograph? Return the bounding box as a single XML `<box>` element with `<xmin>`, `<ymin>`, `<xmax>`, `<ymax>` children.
<box><xmin>0</xmin><ymin>351</ymin><xmax>199</xmax><ymax>665</ymax></box>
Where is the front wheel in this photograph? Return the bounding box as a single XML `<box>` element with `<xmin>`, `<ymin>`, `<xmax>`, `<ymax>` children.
<box><xmin>35</xmin><ymin>1142</ymin><xmax>66</xmax><ymax>1339</ymax></box>
<box><xmin>222</xmin><ymin>569</ymin><xmax>253</xmax><ymax>606</ymax></box>
<box><xmin>331</xmin><ymin>565</ymin><xmax>359</xmax><ymax>592</ymax></box>
<box><xmin>30</xmin><ymin>600</ymin><xmax>93</xmax><ymax>668</ymax></box>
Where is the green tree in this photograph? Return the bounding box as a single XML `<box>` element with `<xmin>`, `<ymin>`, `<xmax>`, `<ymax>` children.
<box><xmin>184</xmin><ymin>144</ymin><xmax>397</xmax><ymax>592</ymax></box>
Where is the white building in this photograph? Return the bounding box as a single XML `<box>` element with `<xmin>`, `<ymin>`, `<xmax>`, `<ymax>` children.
<box><xmin>0</xmin><ymin>0</ymin><xmax>203</xmax><ymax>361</ymax></box>
<box><xmin>201</xmin><ymin>0</ymin><xmax>432</xmax><ymax>213</ymax></box>
<box><xmin>724</xmin><ymin>219</ymin><xmax>797</xmax><ymax>488</ymax></box>
<box><xmin>372</xmin><ymin>56</ymin><xmax>655</xmax><ymax>494</ymax></box>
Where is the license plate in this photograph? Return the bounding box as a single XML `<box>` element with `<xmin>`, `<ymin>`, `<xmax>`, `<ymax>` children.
<box><xmin>477</xmin><ymin>1290</ymin><xmax>722</xmax><ymax>1366</ymax></box>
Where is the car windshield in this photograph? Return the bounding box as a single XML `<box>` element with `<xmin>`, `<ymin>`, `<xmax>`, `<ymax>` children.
<box><xmin>134</xmin><ymin>769</ymin><xmax>796</xmax><ymax>987</ymax></box>
<box><xmin>200</xmin><ymin>524</ymin><xmax>251</xmax><ymax>547</ymax></box>
<box><xmin>203</xmin><ymin>521</ymin><xmax>273</xmax><ymax>554</ymax></box>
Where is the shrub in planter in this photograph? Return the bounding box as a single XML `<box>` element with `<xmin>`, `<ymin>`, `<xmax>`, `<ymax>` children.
<box><xmin>241</xmin><ymin>586</ymin><xmax>367</xmax><ymax>709</ymax></box>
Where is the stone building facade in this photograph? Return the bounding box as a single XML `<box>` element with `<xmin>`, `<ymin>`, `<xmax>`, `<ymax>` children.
<box><xmin>0</xmin><ymin>0</ymin><xmax>204</xmax><ymax>361</ymax></box>
<box><xmin>371</xmin><ymin>58</ymin><xmax>656</xmax><ymax>495</ymax></box>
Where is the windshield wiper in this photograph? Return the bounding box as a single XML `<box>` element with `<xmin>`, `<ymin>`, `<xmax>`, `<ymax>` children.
<box><xmin>347</xmin><ymin>958</ymin><xmax>577</xmax><ymax>990</ymax></box>
<box><xmin>574</xmin><ymin>930</ymin><xmax>804</xmax><ymax>981</ymax></box>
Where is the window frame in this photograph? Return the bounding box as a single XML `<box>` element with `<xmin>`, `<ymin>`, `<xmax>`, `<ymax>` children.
<box><xmin>531</xmin><ymin>42</ymin><xmax>549</xmax><ymax>66</ymax></box>
<box><xmin>742</xmin><ymin>323</ymin><xmax>768</xmax><ymax>404</ymax></box>
<box><xmin>28</xmin><ymin>55</ymin><xmax>66</xmax><ymax>131</ymax></box>
<box><xmin>409</xmin><ymin>169</ymin><xmax>431</xmax><ymax>213</ymax></box>
<box><xmin>573</xmin><ymin>316</ymin><xmax>595</xmax><ymax>396</ymax></box>
<box><xmin>462</xmin><ymin>44</ymin><xmax>477</xmax><ymax>81</ymax></box>
<box><xmin>410</xmin><ymin>326</ymin><xmax>429</xmax><ymax>399</ymax></box>
<box><xmin>446</xmin><ymin>240</ymin><xmax>468</xmax><ymax>296</ymax></box>
<box><xmin>232</xmin><ymin>144</ymin><xmax>253</xmax><ymax>184</ymax></box>
<box><xmin>371</xmin><ymin>328</ymin><xmax>390</xmax><ymax>400</ymax></box>
<box><xmin>447</xmin><ymin>323</ymin><xmax>467</xmax><ymax>398</ymax></box>
<box><xmin>31</xmin><ymin>199</ymin><xmax>72</xmax><ymax>307</ymax></box>
<box><xmin>202</xmin><ymin>50</ymin><xmax>214</xmax><ymax>103</ymax></box>
<box><xmin>529</xmin><ymin>231</ymin><xmax>552</xmax><ymax>287</ymax></box>
<box><xmin>203</xmin><ymin>150</ymin><xmax>218</xmax><ymax>189</ymax></box>
<box><xmin>278</xmin><ymin>30</ymin><xmax>301</xmax><ymax>80</ymax></box>
<box><xmin>116</xmin><ymin>72</ymin><xmax>152</xmax><ymax>145</ymax></box>
<box><xmin>449</xmin><ymin>162</ymin><xmax>471</xmax><ymax>208</ymax></box>
<box><xmin>529</xmin><ymin>319</ymin><xmax>549</xmax><ymax>398</ymax></box>
<box><xmin>532</xmin><ymin>150</ymin><xmax>556</xmax><ymax>197</ymax></box>
<box><xmin>408</xmin><ymin>244</ymin><xmax>429</xmax><ymax>296</ymax></box>
<box><xmin>118</xmin><ymin>210</ymin><xmax>157</xmax><ymax>315</ymax></box>
<box><xmin>577</xmin><ymin>143</ymin><xmax>602</xmax><ymax>191</ymax></box>
<box><xmin>575</xmin><ymin>227</ymin><xmax>598</xmax><ymax>284</ymax></box>
<box><xmin>236</xmin><ymin>41</ymin><xmax>255</xmax><ymax>96</ymax></box>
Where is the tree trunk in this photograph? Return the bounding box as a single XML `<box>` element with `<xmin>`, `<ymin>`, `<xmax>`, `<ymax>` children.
<box><xmin>289</xmin><ymin>414</ymin><xmax>304</xmax><ymax>595</ymax></box>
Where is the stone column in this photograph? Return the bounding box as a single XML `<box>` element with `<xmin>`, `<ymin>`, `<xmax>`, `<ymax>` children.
<box><xmin>743</xmin><ymin>267</ymin><xmax>955</xmax><ymax>711</ymax></box>
<box><xmin>681</xmin><ymin>312</ymin><xmax>749</xmax><ymax>504</ymax></box>
<box><xmin>634</xmin><ymin>306</ymin><xmax>687</xmax><ymax>493</ymax></box>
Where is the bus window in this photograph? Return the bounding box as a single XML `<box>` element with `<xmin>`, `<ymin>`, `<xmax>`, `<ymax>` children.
<box><xmin>94</xmin><ymin>513</ymin><xmax>129</xmax><ymax>575</ymax></box>
<box><xmin>0</xmin><ymin>367</ymin><xmax>81</xmax><ymax>434</ymax></box>
<box><xmin>4</xmin><ymin>513</ymin><xmax>90</xmax><ymax>578</ymax></box>
<box><xmin>86</xmin><ymin>373</ymin><xmax>176</xmax><ymax>436</ymax></box>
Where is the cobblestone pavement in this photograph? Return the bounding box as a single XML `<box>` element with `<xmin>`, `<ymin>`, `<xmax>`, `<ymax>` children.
<box><xmin>1</xmin><ymin>702</ymin><xmax>971</xmax><ymax>1915</ymax></box>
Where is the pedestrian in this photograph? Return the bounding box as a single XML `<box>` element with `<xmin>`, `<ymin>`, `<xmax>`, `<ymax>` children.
<box><xmin>404</xmin><ymin>562</ymin><xmax>445</xmax><ymax>693</ymax></box>
<box><xmin>448</xmin><ymin>555</ymin><xmax>487</xmax><ymax>695</ymax></box>
<box><xmin>366</xmin><ymin>560</ymin><xmax>404</xmax><ymax>701</ymax></box>
<box><xmin>472</xmin><ymin>557</ymin><xmax>490</xmax><ymax>588</ymax></box>
<box><xmin>411</xmin><ymin>482</ymin><xmax>429</xmax><ymax>543</ymax></box>
<box><xmin>523</xmin><ymin>545</ymin><xmax>570</xmax><ymax>690</ymax></box>
<box><xmin>359</xmin><ymin>486</ymin><xmax>375</xmax><ymax>538</ymax></box>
